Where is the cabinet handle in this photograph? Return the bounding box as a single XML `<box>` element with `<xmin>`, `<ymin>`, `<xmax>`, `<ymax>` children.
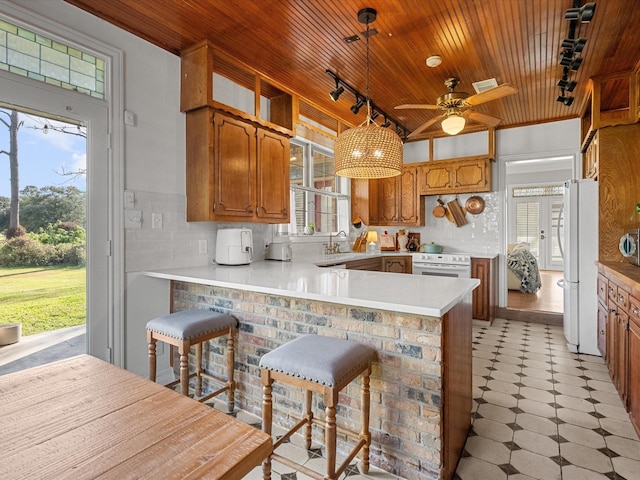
<box><xmin>634</xmin><ymin>308</ymin><xmax>639</xmax><ymax>315</ymax></box>
<box><xmin>600</xmin><ymin>330</ymin><xmax>605</xmax><ymax>335</ymax></box>
<box><xmin>212</xmin><ymin>202</ymin><xmax>216</xmax><ymax>212</ymax></box>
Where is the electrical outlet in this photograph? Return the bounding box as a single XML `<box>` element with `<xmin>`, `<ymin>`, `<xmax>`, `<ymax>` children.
<box><xmin>152</xmin><ymin>212</ymin><xmax>163</xmax><ymax>229</ymax></box>
<box><xmin>124</xmin><ymin>209</ymin><xmax>142</xmax><ymax>229</ymax></box>
<box><xmin>124</xmin><ymin>190</ymin><xmax>135</xmax><ymax>209</ymax></box>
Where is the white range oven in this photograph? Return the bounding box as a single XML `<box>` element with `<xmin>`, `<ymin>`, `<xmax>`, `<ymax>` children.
<box><xmin>412</xmin><ymin>253</ymin><xmax>472</xmax><ymax>278</ymax></box>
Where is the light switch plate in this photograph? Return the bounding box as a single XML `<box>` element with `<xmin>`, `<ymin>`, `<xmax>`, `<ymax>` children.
<box><xmin>124</xmin><ymin>190</ymin><xmax>135</xmax><ymax>209</ymax></box>
<box><xmin>124</xmin><ymin>209</ymin><xmax>142</xmax><ymax>229</ymax></box>
<box><xmin>152</xmin><ymin>212</ymin><xmax>163</xmax><ymax>229</ymax></box>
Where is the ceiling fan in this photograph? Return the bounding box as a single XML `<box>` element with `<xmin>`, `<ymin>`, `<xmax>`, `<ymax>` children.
<box><xmin>395</xmin><ymin>77</ymin><xmax>518</xmax><ymax>138</ymax></box>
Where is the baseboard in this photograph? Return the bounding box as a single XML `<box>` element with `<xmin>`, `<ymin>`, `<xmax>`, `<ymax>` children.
<box><xmin>495</xmin><ymin>307</ymin><xmax>563</xmax><ymax>326</ymax></box>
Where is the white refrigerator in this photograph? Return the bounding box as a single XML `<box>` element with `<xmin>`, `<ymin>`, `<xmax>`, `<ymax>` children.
<box><xmin>558</xmin><ymin>179</ymin><xmax>599</xmax><ymax>355</ymax></box>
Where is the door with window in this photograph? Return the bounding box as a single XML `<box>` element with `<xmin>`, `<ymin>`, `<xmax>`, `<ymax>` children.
<box><xmin>511</xmin><ymin>196</ymin><xmax>563</xmax><ymax>270</ymax></box>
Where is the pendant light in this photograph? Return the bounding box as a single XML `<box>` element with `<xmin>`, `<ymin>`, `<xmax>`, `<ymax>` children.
<box><xmin>334</xmin><ymin>8</ymin><xmax>403</xmax><ymax>179</ymax></box>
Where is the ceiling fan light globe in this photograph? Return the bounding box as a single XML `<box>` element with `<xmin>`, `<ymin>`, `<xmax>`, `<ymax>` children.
<box><xmin>441</xmin><ymin>114</ymin><xmax>465</xmax><ymax>135</ymax></box>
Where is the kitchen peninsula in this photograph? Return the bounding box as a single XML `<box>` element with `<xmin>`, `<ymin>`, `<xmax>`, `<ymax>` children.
<box><xmin>144</xmin><ymin>262</ymin><xmax>479</xmax><ymax>480</ymax></box>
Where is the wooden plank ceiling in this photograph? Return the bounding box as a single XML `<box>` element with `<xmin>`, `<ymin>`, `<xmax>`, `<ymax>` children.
<box><xmin>64</xmin><ymin>0</ymin><xmax>640</xmax><ymax>139</ymax></box>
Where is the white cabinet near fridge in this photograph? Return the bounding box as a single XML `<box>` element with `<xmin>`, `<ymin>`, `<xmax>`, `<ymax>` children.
<box><xmin>558</xmin><ymin>179</ymin><xmax>599</xmax><ymax>355</ymax></box>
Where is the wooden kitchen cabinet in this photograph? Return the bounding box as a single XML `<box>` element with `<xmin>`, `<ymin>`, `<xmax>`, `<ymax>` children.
<box><xmin>186</xmin><ymin>109</ymin><xmax>289</xmax><ymax>223</ymax></box>
<box><xmin>351</xmin><ymin>166</ymin><xmax>425</xmax><ymax>227</ymax></box>
<box><xmin>597</xmin><ymin>274</ymin><xmax>609</xmax><ymax>358</ymax></box>
<box><xmin>383</xmin><ymin>256</ymin><xmax>412</xmax><ymax>274</ymax></box>
<box><xmin>471</xmin><ymin>257</ymin><xmax>497</xmax><ymax>322</ymax></box>
<box><xmin>629</xmin><ymin>302</ymin><xmax>640</xmax><ymax>435</ymax></box>
<box><xmin>597</xmin><ymin>261</ymin><xmax>640</xmax><ymax>438</ymax></box>
<box><xmin>345</xmin><ymin>257</ymin><xmax>382</xmax><ymax>271</ymax></box>
<box><xmin>417</xmin><ymin>157</ymin><xmax>491</xmax><ymax>196</ymax></box>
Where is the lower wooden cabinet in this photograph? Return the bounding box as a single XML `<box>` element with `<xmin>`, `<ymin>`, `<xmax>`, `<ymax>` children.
<box><xmin>597</xmin><ymin>263</ymin><xmax>640</xmax><ymax>438</ymax></box>
<box><xmin>471</xmin><ymin>257</ymin><xmax>496</xmax><ymax>322</ymax></box>
<box><xmin>345</xmin><ymin>257</ymin><xmax>382</xmax><ymax>271</ymax></box>
<box><xmin>382</xmin><ymin>256</ymin><xmax>412</xmax><ymax>274</ymax></box>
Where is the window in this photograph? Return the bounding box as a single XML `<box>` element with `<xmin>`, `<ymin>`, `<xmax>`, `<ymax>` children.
<box><xmin>288</xmin><ymin>139</ymin><xmax>349</xmax><ymax>235</ymax></box>
<box><xmin>0</xmin><ymin>19</ymin><xmax>105</xmax><ymax>99</ymax></box>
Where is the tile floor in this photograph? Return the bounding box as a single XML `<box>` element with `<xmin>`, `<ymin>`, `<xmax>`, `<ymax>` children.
<box><xmin>209</xmin><ymin>319</ymin><xmax>640</xmax><ymax>480</ymax></box>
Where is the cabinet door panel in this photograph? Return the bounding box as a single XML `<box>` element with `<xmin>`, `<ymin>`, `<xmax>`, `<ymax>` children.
<box><xmin>629</xmin><ymin>316</ymin><xmax>640</xmax><ymax>435</ymax></box>
<box><xmin>598</xmin><ymin>301</ymin><xmax>607</xmax><ymax>359</ymax></box>
<box><xmin>214</xmin><ymin>114</ymin><xmax>256</xmax><ymax>218</ymax></box>
<box><xmin>256</xmin><ymin>129</ymin><xmax>289</xmax><ymax>221</ymax></box>
<box><xmin>399</xmin><ymin>168</ymin><xmax>420</xmax><ymax>224</ymax></box>
<box><xmin>452</xmin><ymin>161</ymin><xmax>486</xmax><ymax>189</ymax></box>
<box><xmin>420</xmin><ymin>164</ymin><xmax>451</xmax><ymax>194</ymax></box>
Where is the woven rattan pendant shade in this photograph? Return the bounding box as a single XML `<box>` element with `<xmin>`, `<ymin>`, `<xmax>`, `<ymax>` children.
<box><xmin>334</xmin><ymin>123</ymin><xmax>403</xmax><ymax>178</ymax></box>
<box><xmin>334</xmin><ymin>7</ymin><xmax>403</xmax><ymax>179</ymax></box>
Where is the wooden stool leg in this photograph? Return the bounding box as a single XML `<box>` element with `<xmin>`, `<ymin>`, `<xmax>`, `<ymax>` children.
<box><xmin>147</xmin><ymin>331</ymin><xmax>156</xmax><ymax>382</ymax></box>
<box><xmin>195</xmin><ymin>342</ymin><xmax>203</xmax><ymax>397</ymax></box>
<box><xmin>226</xmin><ymin>329</ymin><xmax>236</xmax><ymax>412</ymax></box>
<box><xmin>361</xmin><ymin>367</ymin><xmax>371</xmax><ymax>474</ymax></box>
<box><xmin>304</xmin><ymin>389</ymin><xmax>313</xmax><ymax>449</ymax></box>
<box><xmin>324</xmin><ymin>389</ymin><xmax>338</xmax><ymax>480</ymax></box>
<box><xmin>261</xmin><ymin>371</ymin><xmax>273</xmax><ymax>480</ymax></box>
<box><xmin>179</xmin><ymin>341</ymin><xmax>189</xmax><ymax>397</ymax></box>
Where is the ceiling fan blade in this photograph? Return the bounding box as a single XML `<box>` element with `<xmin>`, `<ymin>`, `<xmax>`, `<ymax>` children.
<box><xmin>464</xmin><ymin>84</ymin><xmax>518</xmax><ymax>106</ymax></box>
<box><xmin>463</xmin><ymin>110</ymin><xmax>503</xmax><ymax>127</ymax></box>
<box><xmin>407</xmin><ymin>115</ymin><xmax>444</xmax><ymax>138</ymax></box>
<box><xmin>395</xmin><ymin>104</ymin><xmax>440</xmax><ymax>110</ymax></box>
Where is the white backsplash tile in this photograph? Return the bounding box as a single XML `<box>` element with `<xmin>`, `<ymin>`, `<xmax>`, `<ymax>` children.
<box><xmin>366</xmin><ymin>192</ymin><xmax>501</xmax><ymax>256</ymax></box>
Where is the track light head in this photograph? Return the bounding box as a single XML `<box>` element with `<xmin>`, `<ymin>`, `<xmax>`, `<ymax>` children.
<box><xmin>569</xmin><ymin>56</ymin><xmax>583</xmax><ymax>71</ymax></box>
<box><xmin>329</xmin><ymin>85</ymin><xmax>345</xmax><ymax>102</ymax></box>
<box><xmin>381</xmin><ymin>118</ymin><xmax>391</xmax><ymax>128</ymax></box>
<box><xmin>370</xmin><ymin>111</ymin><xmax>379</xmax><ymax>121</ymax></box>
<box><xmin>561</xmin><ymin>37</ymin><xmax>587</xmax><ymax>53</ymax></box>
<box><xmin>565</xmin><ymin>2</ymin><xmax>596</xmax><ymax>23</ymax></box>
<box><xmin>557</xmin><ymin>79</ymin><xmax>577</xmax><ymax>92</ymax></box>
<box><xmin>557</xmin><ymin>94</ymin><xmax>575</xmax><ymax>106</ymax></box>
<box><xmin>351</xmin><ymin>97</ymin><xmax>365</xmax><ymax>114</ymax></box>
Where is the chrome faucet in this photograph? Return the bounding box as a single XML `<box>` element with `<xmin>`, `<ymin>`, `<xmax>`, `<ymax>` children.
<box><xmin>324</xmin><ymin>230</ymin><xmax>348</xmax><ymax>255</ymax></box>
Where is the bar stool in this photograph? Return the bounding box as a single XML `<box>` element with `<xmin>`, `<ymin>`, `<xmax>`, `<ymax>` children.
<box><xmin>259</xmin><ymin>334</ymin><xmax>374</xmax><ymax>480</ymax></box>
<box><xmin>146</xmin><ymin>309</ymin><xmax>237</xmax><ymax>410</ymax></box>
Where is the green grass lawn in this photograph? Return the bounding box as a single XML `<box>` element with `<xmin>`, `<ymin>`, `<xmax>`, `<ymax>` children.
<box><xmin>0</xmin><ymin>266</ymin><xmax>86</xmax><ymax>336</ymax></box>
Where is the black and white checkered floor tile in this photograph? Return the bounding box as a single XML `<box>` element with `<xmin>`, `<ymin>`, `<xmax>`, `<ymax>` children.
<box><xmin>208</xmin><ymin>318</ymin><xmax>640</xmax><ymax>480</ymax></box>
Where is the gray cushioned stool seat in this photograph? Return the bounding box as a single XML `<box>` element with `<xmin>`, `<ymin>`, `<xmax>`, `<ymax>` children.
<box><xmin>146</xmin><ymin>310</ymin><xmax>236</xmax><ymax>340</ymax></box>
<box><xmin>259</xmin><ymin>334</ymin><xmax>374</xmax><ymax>387</ymax></box>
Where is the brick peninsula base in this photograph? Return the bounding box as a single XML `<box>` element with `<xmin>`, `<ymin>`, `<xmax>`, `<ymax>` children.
<box><xmin>170</xmin><ymin>280</ymin><xmax>472</xmax><ymax>480</ymax></box>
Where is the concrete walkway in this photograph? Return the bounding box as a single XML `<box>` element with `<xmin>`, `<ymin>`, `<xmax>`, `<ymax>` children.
<box><xmin>0</xmin><ymin>325</ymin><xmax>86</xmax><ymax>376</ymax></box>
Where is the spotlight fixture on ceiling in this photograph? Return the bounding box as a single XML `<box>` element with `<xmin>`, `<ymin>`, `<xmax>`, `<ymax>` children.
<box><xmin>557</xmin><ymin>94</ymin><xmax>575</xmax><ymax>106</ymax></box>
<box><xmin>326</xmin><ymin>71</ymin><xmax>409</xmax><ymax>138</ymax></box>
<box><xmin>329</xmin><ymin>84</ymin><xmax>345</xmax><ymax>102</ymax></box>
<box><xmin>561</xmin><ymin>37</ymin><xmax>587</xmax><ymax>53</ymax></box>
<box><xmin>333</xmin><ymin>7</ymin><xmax>404</xmax><ymax>179</ymax></box>
<box><xmin>351</xmin><ymin>96</ymin><xmax>365</xmax><ymax>114</ymax></box>
<box><xmin>565</xmin><ymin>2</ymin><xmax>596</xmax><ymax>22</ymax></box>
<box><xmin>555</xmin><ymin>1</ymin><xmax>596</xmax><ymax>107</ymax></box>
<box><xmin>557</xmin><ymin>78</ymin><xmax>577</xmax><ymax>92</ymax></box>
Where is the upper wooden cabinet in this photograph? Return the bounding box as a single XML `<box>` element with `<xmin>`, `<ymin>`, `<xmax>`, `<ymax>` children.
<box><xmin>186</xmin><ymin>109</ymin><xmax>289</xmax><ymax>223</ymax></box>
<box><xmin>180</xmin><ymin>40</ymin><xmax>295</xmax><ymax>135</ymax></box>
<box><xmin>418</xmin><ymin>157</ymin><xmax>491</xmax><ymax>195</ymax></box>
<box><xmin>181</xmin><ymin>41</ymin><xmax>292</xmax><ymax>223</ymax></box>
<box><xmin>352</xmin><ymin>166</ymin><xmax>425</xmax><ymax>227</ymax></box>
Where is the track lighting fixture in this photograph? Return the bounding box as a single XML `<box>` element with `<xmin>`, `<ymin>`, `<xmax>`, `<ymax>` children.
<box><xmin>329</xmin><ymin>85</ymin><xmax>344</xmax><ymax>102</ymax></box>
<box><xmin>561</xmin><ymin>37</ymin><xmax>587</xmax><ymax>53</ymax></box>
<box><xmin>325</xmin><ymin>70</ymin><xmax>409</xmax><ymax>139</ymax></box>
<box><xmin>557</xmin><ymin>94</ymin><xmax>575</xmax><ymax>106</ymax></box>
<box><xmin>554</xmin><ymin>2</ymin><xmax>595</xmax><ymax>107</ymax></box>
<box><xmin>565</xmin><ymin>2</ymin><xmax>596</xmax><ymax>23</ymax></box>
<box><xmin>557</xmin><ymin>78</ymin><xmax>577</xmax><ymax>92</ymax></box>
<box><xmin>350</xmin><ymin>97</ymin><xmax>365</xmax><ymax>114</ymax></box>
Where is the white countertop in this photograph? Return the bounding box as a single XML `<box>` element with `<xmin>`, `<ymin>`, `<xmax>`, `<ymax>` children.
<box><xmin>143</xmin><ymin>260</ymin><xmax>479</xmax><ymax>317</ymax></box>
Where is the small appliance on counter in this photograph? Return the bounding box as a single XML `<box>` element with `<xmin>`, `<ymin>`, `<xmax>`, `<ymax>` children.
<box><xmin>215</xmin><ymin>228</ymin><xmax>253</xmax><ymax>265</ymax></box>
<box><xmin>265</xmin><ymin>242</ymin><xmax>292</xmax><ymax>261</ymax></box>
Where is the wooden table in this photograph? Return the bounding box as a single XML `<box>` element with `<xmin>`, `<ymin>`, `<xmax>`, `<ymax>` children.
<box><xmin>0</xmin><ymin>355</ymin><xmax>272</xmax><ymax>479</ymax></box>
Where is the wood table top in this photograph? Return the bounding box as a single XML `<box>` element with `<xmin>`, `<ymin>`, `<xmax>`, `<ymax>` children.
<box><xmin>0</xmin><ymin>354</ymin><xmax>272</xmax><ymax>479</ymax></box>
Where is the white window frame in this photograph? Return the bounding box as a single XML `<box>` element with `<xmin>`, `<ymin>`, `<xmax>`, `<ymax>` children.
<box><xmin>288</xmin><ymin>138</ymin><xmax>349</xmax><ymax>237</ymax></box>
